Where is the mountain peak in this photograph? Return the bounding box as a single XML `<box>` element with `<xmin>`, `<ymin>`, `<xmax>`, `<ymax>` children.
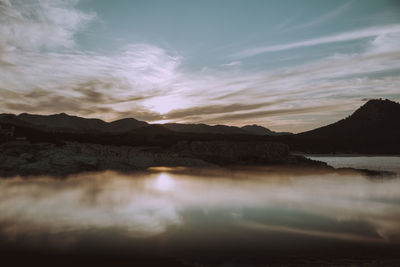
<box><xmin>241</xmin><ymin>124</ymin><xmax>292</xmax><ymax>136</ymax></box>
<box><xmin>299</xmin><ymin>98</ymin><xmax>400</xmax><ymax>138</ymax></box>
<box><xmin>241</xmin><ymin>124</ymin><xmax>273</xmax><ymax>135</ymax></box>
<box><xmin>352</xmin><ymin>99</ymin><xmax>400</xmax><ymax>121</ymax></box>
<box><xmin>360</xmin><ymin>98</ymin><xmax>399</xmax><ymax>109</ymax></box>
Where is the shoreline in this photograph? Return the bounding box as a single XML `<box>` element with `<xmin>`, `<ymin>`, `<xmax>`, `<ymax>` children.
<box><xmin>0</xmin><ymin>141</ymin><xmax>397</xmax><ymax>178</ymax></box>
<box><xmin>295</xmin><ymin>153</ymin><xmax>400</xmax><ymax>157</ymax></box>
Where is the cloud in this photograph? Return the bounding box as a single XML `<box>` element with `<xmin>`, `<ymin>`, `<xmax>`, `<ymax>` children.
<box><xmin>163</xmin><ymin>102</ymin><xmax>278</xmax><ymax>120</ymax></box>
<box><xmin>233</xmin><ymin>24</ymin><xmax>400</xmax><ymax>58</ymax></box>
<box><xmin>0</xmin><ymin>0</ymin><xmax>95</xmax><ymax>51</ymax></box>
<box><xmin>220</xmin><ymin>61</ymin><xmax>241</xmax><ymax>67</ymax></box>
<box><xmin>293</xmin><ymin>0</ymin><xmax>354</xmax><ymax>30</ymax></box>
<box><xmin>0</xmin><ymin>0</ymin><xmax>182</xmax><ymax>120</ymax></box>
<box><xmin>0</xmin><ymin>0</ymin><xmax>399</xmax><ymax>132</ymax></box>
<box><xmin>202</xmin><ymin>104</ymin><xmax>340</xmax><ymax>124</ymax></box>
<box><xmin>0</xmin><ymin>0</ymin><xmax>185</xmax><ymax>120</ymax></box>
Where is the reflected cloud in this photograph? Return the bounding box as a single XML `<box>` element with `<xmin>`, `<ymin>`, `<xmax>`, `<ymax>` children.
<box><xmin>0</xmin><ymin>169</ymin><xmax>399</xmax><ymax>247</ymax></box>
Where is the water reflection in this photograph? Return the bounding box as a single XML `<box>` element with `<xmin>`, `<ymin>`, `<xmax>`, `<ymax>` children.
<box><xmin>153</xmin><ymin>173</ymin><xmax>176</xmax><ymax>191</ymax></box>
<box><xmin>0</xmin><ymin>168</ymin><xmax>399</xmax><ymax>265</ymax></box>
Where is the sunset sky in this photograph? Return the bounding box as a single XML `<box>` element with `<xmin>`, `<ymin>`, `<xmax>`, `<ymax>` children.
<box><xmin>0</xmin><ymin>0</ymin><xmax>399</xmax><ymax>132</ymax></box>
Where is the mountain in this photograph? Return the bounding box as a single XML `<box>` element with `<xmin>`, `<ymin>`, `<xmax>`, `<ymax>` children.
<box><xmin>276</xmin><ymin>99</ymin><xmax>400</xmax><ymax>154</ymax></box>
<box><xmin>0</xmin><ymin>113</ymin><xmax>288</xmax><ymax>136</ymax></box>
<box><xmin>1</xmin><ymin>99</ymin><xmax>399</xmax><ymax>154</ymax></box>
<box><xmin>17</xmin><ymin>113</ymin><xmax>111</xmax><ymax>133</ymax></box>
<box><xmin>108</xmin><ymin>118</ymin><xmax>148</xmax><ymax>132</ymax></box>
<box><xmin>131</xmin><ymin>124</ymin><xmax>175</xmax><ymax>135</ymax></box>
<box><xmin>241</xmin><ymin>125</ymin><xmax>292</xmax><ymax>136</ymax></box>
<box><xmin>0</xmin><ymin>114</ymin><xmax>35</xmax><ymax>128</ymax></box>
<box><xmin>0</xmin><ymin>113</ymin><xmax>148</xmax><ymax>134</ymax></box>
<box><xmin>298</xmin><ymin>99</ymin><xmax>400</xmax><ymax>138</ymax></box>
<box><xmin>163</xmin><ymin>123</ymin><xmax>247</xmax><ymax>135</ymax></box>
<box><xmin>163</xmin><ymin>123</ymin><xmax>290</xmax><ymax>136</ymax></box>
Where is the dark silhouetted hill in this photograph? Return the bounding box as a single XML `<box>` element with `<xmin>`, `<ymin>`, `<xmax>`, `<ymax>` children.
<box><xmin>274</xmin><ymin>99</ymin><xmax>400</xmax><ymax>154</ymax></box>
<box><xmin>0</xmin><ymin>113</ymin><xmax>287</xmax><ymax>136</ymax></box>
<box><xmin>298</xmin><ymin>99</ymin><xmax>400</xmax><ymax>138</ymax></box>
<box><xmin>241</xmin><ymin>124</ymin><xmax>292</xmax><ymax>136</ymax></box>
<box><xmin>17</xmin><ymin>113</ymin><xmax>111</xmax><ymax>133</ymax></box>
<box><xmin>163</xmin><ymin>123</ymin><xmax>289</xmax><ymax>135</ymax></box>
<box><xmin>164</xmin><ymin>123</ymin><xmax>246</xmax><ymax>135</ymax></box>
<box><xmin>108</xmin><ymin>118</ymin><xmax>148</xmax><ymax>132</ymax></box>
<box><xmin>15</xmin><ymin>113</ymin><xmax>148</xmax><ymax>133</ymax></box>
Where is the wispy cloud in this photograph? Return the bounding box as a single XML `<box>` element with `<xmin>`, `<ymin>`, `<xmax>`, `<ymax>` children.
<box><xmin>233</xmin><ymin>24</ymin><xmax>400</xmax><ymax>58</ymax></box>
<box><xmin>163</xmin><ymin>102</ymin><xmax>280</xmax><ymax>120</ymax></box>
<box><xmin>202</xmin><ymin>104</ymin><xmax>340</xmax><ymax>124</ymax></box>
<box><xmin>293</xmin><ymin>0</ymin><xmax>354</xmax><ymax>30</ymax></box>
<box><xmin>0</xmin><ymin>0</ymin><xmax>399</xmax><ymax>132</ymax></box>
<box><xmin>220</xmin><ymin>61</ymin><xmax>241</xmax><ymax>67</ymax></box>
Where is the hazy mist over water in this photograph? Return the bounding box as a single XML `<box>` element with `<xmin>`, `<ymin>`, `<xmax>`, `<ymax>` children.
<box><xmin>1</xmin><ymin>167</ymin><xmax>399</xmax><ymax>262</ymax></box>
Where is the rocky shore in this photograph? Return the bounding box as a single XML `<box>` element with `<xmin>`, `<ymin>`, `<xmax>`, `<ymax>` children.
<box><xmin>0</xmin><ymin>140</ymin><xmax>331</xmax><ymax>177</ymax></box>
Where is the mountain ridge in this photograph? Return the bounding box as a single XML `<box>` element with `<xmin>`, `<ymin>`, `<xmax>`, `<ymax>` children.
<box><xmin>0</xmin><ymin>112</ymin><xmax>288</xmax><ymax>136</ymax></box>
<box><xmin>1</xmin><ymin>98</ymin><xmax>399</xmax><ymax>155</ymax></box>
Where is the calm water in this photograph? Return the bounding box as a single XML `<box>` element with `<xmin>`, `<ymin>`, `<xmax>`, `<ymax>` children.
<box><xmin>0</xmin><ymin>167</ymin><xmax>399</xmax><ymax>266</ymax></box>
<box><xmin>307</xmin><ymin>156</ymin><xmax>400</xmax><ymax>174</ymax></box>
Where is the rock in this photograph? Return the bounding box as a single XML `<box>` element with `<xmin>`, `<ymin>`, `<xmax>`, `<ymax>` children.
<box><xmin>128</xmin><ymin>150</ymin><xmax>155</xmax><ymax>169</ymax></box>
<box><xmin>19</xmin><ymin>160</ymin><xmax>53</xmax><ymax>175</ymax></box>
<box><xmin>0</xmin><ymin>156</ymin><xmax>27</xmax><ymax>169</ymax></box>
<box><xmin>0</xmin><ymin>140</ymin><xmax>337</xmax><ymax>178</ymax></box>
<box><xmin>20</xmin><ymin>153</ymin><xmax>34</xmax><ymax>161</ymax></box>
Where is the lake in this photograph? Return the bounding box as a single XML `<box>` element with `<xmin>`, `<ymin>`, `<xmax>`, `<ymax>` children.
<box><xmin>307</xmin><ymin>155</ymin><xmax>400</xmax><ymax>174</ymax></box>
<box><xmin>0</xmin><ymin>166</ymin><xmax>399</xmax><ymax>266</ymax></box>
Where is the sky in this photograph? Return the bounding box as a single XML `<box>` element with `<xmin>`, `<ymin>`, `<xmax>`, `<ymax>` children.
<box><xmin>0</xmin><ymin>0</ymin><xmax>399</xmax><ymax>132</ymax></box>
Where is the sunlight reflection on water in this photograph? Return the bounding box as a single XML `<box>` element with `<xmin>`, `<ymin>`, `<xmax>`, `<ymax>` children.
<box><xmin>153</xmin><ymin>173</ymin><xmax>176</xmax><ymax>191</ymax></box>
